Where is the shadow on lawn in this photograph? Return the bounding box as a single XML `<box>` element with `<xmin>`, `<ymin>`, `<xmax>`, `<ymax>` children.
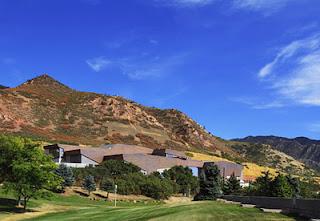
<box><xmin>281</xmin><ymin>212</ymin><xmax>308</xmax><ymax>221</ymax></box>
<box><xmin>0</xmin><ymin>197</ymin><xmax>34</xmax><ymax>213</ymax></box>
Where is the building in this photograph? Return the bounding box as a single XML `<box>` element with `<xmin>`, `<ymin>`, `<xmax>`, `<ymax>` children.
<box><xmin>44</xmin><ymin>144</ymin><xmax>243</xmax><ymax>180</ymax></box>
<box><xmin>44</xmin><ymin>143</ymin><xmax>153</xmax><ymax>168</ymax></box>
<box><xmin>104</xmin><ymin>153</ymin><xmax>203</xmax><ymax>176</ymax></box>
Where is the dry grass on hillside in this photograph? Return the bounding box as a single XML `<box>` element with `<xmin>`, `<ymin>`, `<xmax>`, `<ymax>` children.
<box><xmin>188</xmin><ymin>152</ymin><xmax>277</xmax><ymax>181</ymax></box>
<box><xmin>186</xmin><ymin>152</ymin><xmax>232</xmax><ymax>162</ymax></box>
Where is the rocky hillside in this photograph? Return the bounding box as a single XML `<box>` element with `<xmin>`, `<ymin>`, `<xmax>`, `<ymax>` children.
<box><xmin>233</xmin><ymin>136</ymin><xmax>320</xmax><ymax>171</ymax></box>
<box><xmin>0</xmin><ymin>74</ymin><xmax>231</xmax><ymax>154</ymax></box>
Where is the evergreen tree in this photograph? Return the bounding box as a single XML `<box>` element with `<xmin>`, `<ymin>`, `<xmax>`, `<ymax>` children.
<box><xmin>286</xmin><ymin>175</ymin><xmax>300</xmax><ymax>198</ymax></box>
<box><xmin>55</xmin><ymin>164</ymin><xmax>75</xmax><ymax>191</ymax></box>
<box><xmin>194</xmin><ymin>162</ymin><xmax>222</xmax><ymax>200</ymax></box>
<box><xmin>254</xmin><ymin>171</ymin><xmax>273</xmax><ymax>196</ymax></box>
<box><xmin>271</xmin><ymin>173</ymin><xmax>293</xmax><ymax>198</ymax></box>
<box><xmin>82</xmin><ymin>175</ymin><xmax>96</xmax><ymax>195</ymax></box>
<box><xmin>223</xmin><ymin>173</ymin><xmax>241</xmax><ymax>195</ymax></box>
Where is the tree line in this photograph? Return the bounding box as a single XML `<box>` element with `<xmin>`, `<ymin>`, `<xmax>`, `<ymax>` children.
<box><xmin>1</xmin><ymin>135</ymin><xmax>319</xmax><ymax>211</ymax></box>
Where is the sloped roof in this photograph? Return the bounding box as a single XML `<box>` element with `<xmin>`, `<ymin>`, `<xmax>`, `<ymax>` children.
<box><xmin>152</xmin><ymin>148</ymin><xmax>187</xmax><ymax>158</ymax></box>
<box><xmin>46</xmin><ymin>143</ymin><xmax>154</xmax><ymax>163</ymax></box>
<box><xmin>44</xmin><ymin>144</ymin><xmax>82</xmax><ymax>152</ymax></box>
<box><xmin>113</xmin><ymin>154</ymin><xmax>204</xmax><ymax>174</ymax></box>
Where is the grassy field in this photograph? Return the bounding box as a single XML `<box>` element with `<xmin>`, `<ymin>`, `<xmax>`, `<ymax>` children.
<box><xmin>0</xmin><ymin>191</ymin><xmax>304</xmax><ymax>221</ymax></box>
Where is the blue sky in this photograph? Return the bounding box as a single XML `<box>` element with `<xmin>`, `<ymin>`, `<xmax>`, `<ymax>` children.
<box><xmin>1</xmin><ymin>0</ymin><xmax>320</xmax><ymax>140</ymax></box>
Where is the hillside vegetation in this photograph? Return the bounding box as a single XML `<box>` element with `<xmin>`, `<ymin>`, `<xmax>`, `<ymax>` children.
<box><xmin>0</xmin><ymin>74</ymin><xmax>317</xmax><ymax>180</ymax></box>
<box><xmin>0</xmin><ymin>74</ymin><xmax>232</xmax><ymax>155</ymax></box>
<box><xmin>234</xmin><ymin>136</ymin><xmax>320</xmax><ymax>172</ymax></box>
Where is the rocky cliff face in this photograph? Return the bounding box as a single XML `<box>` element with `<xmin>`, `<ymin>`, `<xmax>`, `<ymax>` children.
<box><xmin>0</xmin><ymin>74</ymin><xmax>231</xmax><ymax>154</ymax></box>
<box><xmin>233</xmin><ymin>136</ymin><xmax>320</xmax><ymax>171</ymax></box>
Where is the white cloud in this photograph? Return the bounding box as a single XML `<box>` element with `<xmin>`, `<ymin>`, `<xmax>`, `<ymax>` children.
<box><xmin>86</xmin><ymin>56</ymin><xmax>112</xmax><ymax>72</ymax></box>
<box><xmin>257</xmin><ymin>33</ymin><xmax>320</xmax><ymax>106</ymax></box>
<box><xmin>258</xmin><ymin>34</ymin><xmax>320</xmax><ymax>78</ymax></box>
<box><xmin>232</xmin><ymin>0</ymin><xmax>293</xmax><ymax>14</ymax></box>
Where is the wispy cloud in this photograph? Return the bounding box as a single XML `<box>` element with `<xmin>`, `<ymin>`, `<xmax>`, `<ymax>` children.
<box><xmin>155</xmin><ymin>0</ymin><xmax>215</xmax><ymax>7</ymax></box>
<box><xmin>154</xmin><ymin>0</ymin><xmax>294</xmax><ymax>14</ymax></box>
<box><xmin>307</xmin><ymin>122</ymin><xmax>320</xmax><ymax>133</ymax></box>
<box><xmin>86</xmin><ymin>56</ymin><xmax>112</xmax><ymax>72</ymax></box>
<box><xmin>232</xmin><ymin>0</ymin><xmax>294</xmax><ymax>15</ymax></box>
<box><xmin>257</xmin><ymin>33</ymin><xmax>320</xmax><ymax>106</ymax></box>
<box><xmin>231</xmin><ymin>97</ymin><xmax>285</xmax><ymax>109</ymax></box>
<box><xmin>2</xmin><ymin>57</ymin><xmax>16</xmax><ymax>65</ymax></box>
<box><xmin>119</xmin><ymin>54</ymin><xmax>187</xmax><ymax>80</ymax></box>
<box><xmin>86</xmin><ymin>53</ymin><xmax>187</xmax><ymax>80</ymax></box>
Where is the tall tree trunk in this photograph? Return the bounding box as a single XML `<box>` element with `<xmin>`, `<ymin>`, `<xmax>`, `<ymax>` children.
<box><xmin>23</xmin><ymin>197</ymin><xmax>28</xmax><ymax>211</ymax></box>
<box><xmin>17</xmin><ymin>195</ymin><xmax>21</xmax><ymax>207</ymax></box>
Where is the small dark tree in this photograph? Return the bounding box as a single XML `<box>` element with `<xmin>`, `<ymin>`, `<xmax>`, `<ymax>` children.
<box><xmin>194</xmin><ymin>162</ymin><xmax>221</xmax><ymax>200</ymax></box>
<box><xmin>223</xmin><ymin>173</ymin><xmax>241</xmax><ymax>195</ymax></box>
<box><xmin>82</xmin><ymin>175</ymin><xmax>96</xmax><ymax>195</ymax></box>
<box><xmin>101</xmin><ymin>178</ymin><xmax>114</xmax><ymax>192</ymax></box>
<box><xmin>55</xmin><ymin>164</ymin><xmax>75</xmax><ymax>191</ymax></box>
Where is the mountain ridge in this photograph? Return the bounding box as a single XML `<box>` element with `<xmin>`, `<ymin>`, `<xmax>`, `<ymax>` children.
<box><xmin>0</xmin><ymin>74</ymin><xmax>232</xmax><ymax>155</ymax></box>
<box><xmin>233</xmin><ymin>136</ymin><xmax>320</xmax><ymax>171</ymax></box>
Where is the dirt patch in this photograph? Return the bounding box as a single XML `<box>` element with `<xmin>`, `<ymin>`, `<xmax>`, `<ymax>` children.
<box><xmin>2</xmin><ymin>204</ymin><xmax>71</xmax><ymax>221</ymax></box>
<box><xmin>164</xmin><ymin>197</ymin><xmax>192</xmax><ymax>204</ymax></box>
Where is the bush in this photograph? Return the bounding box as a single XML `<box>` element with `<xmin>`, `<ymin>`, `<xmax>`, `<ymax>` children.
<box><xmin>141</xmin><ymin>176</ymin><xmax>173</xmax><ymax>200</ymax></box>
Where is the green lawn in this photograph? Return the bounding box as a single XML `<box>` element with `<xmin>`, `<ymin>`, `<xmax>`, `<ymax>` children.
<box><xmin>0</xmin><ymin>192</ymin><xmax>305</xmax><ymax>221</ymax></box>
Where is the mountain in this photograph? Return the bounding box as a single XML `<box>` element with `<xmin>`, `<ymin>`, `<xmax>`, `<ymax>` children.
<box><xmin>233</xmin><ymin>136</ymin><xmax>320</xmax><ymax>171</ymax></box>
<box><xmin>0</xmin><ymin>85</ymin><xmax>8</xmax><ymax>89</ymax></box>
<box><xmin>0</xmin><ymin>74</ymin><xmax>231</xmax><ymax>154</ymax></box>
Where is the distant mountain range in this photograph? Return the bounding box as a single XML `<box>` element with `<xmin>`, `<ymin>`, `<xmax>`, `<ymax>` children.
<box><xmin>0</xmin><ymin>85</ymin><xmax>8</xmax><ymax>89</ymax></box>
<box><xmin>233</xmin><ymin>136</ymin><xmax>320</xmax><ymax>171</ymax></box>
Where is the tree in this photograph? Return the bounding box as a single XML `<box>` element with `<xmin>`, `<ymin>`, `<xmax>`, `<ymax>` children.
<box><xmin>223</xmin><ymin>173</ymin><xmax>241</xmax><ymax>195</ymax></box>
<box><xmin>141</xmin><ymin>176</ymin><xmax>173</xmax><ymax>200</ymax></box>
<box><xmin>271</xmin><ymin>174</ymin><xmax>293</xmax><ymax>198</ymax></box>
<box><xmin>82</xmin><ymin>175</ymin><xmax>96</xmax><ymax>195</ymax></box>
<box><xmin>194</xmin><ymin>162</ymin><xmax>222</xmax><ymax>201</ymax></box>
<box><xmin>0</xmin><ymin>135</ymin><xmax>25</xmax><ymax>183</ymax></box>
<box><xmin>100</xmin><ymin>178</ymin><xmax>114</xmax><ymax>197</ymax></box>
<box><xmin>286</xmin><ymin>175</ymin><xmax>300</xmax><ymax>198</ymax></box>
<box><xmin>163</xmin><ymin>166</ymin><xmax>198</xmax><ymax>196</ymax></box>
<box><xmin>253</xmin><ymin>171</ymin><xmax>273</xmax><ymax>196</ymax></box>
<box><xmin>55</xmin><ymin>164</ymin><xmax>75</xmax><ymax>192</ymax></box>
<box><xmin>1</xmin><ymin>136</ymin><xmax>61</xmax><ymax>210</ymax></box>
